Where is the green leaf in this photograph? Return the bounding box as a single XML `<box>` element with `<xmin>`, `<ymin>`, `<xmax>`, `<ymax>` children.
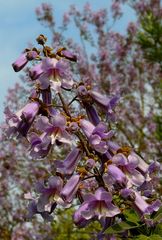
<box><xmin>152</xmin><ymin>207</ymin><xmax>162</xmax><ymax>219</ymax></box>
<box><xmin>135</xmin><ymin>234</ymin><xmax>162</xmax><ymax>240</ymax></box>
<box><xmin>105</xmin><ymin>221</ymin><xmax>141</xmax><ymax>234</ymax></box>
<box><xmin>153</xmin><ymin>213</ymin><xmax>162</xmax><ymax>223</ymax></box>
<box><xmin>123</xmin><ymin>209</ymin><xmax>140</xmax><ymax>224</ymax></box>
<box><xmin>154</xmin><ymin>223</ymin><xmax>162</xmax><ymax>236</ymax></box>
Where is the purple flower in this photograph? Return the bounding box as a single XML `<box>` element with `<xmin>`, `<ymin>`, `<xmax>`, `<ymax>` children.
<box><xmin>54</xmin><ymin>147</ymin><xmax>82</xmax><ymax>175</ymax></box>
<box><xmin>73</xmin><ymin>202</ymin><xmax>95</xmax><ymax>227</ymax></box>
<box><xmin>89</xmin><ymin>90</ymin><xmax>120</xmax><ymax>120</ymax></box>
<box><xmin>27</xmin><ymin>200</ymin><xmax>56</xmax><ymax>221</ymax></box>
<box><xmin>57</xmin><ymin>49</ymin><xmax>77</xmax><ymax>62</ymax></box>
<box><xmin>12</xmin><ymin>50</ymin><xmax>38</xmax><ymax>72</ymax></box>
<box><xmin>112</xmin><ymin>153</ymin><xmax>146</xmax><ymax>187</ymax></box>
<box><xmin>85</xmin><ymin>158</ymin><xmax>96</xmax><ymax>170</ymax></box>
<box><xmin>128</xmin><ymin>152</ymin><xmax>149</xmax><ymax>174</ymax></box>
<box><xmin>31</xmin><ymin>57</ymin><xmax>73</xmax><ymax>91</ymax></box>
<box><xmin>84</xmin><ymin>103</ymin><xmax>100</xmax><ymax>126</ymax></box>
<box><xmin>77</xmin><ymin>85</ymin><xmax>89</xmax><ymax>98</ymax></box>
<box><xmin>4</xmin><ymin>101</ymin><xmax>40</xmax><ymax>137</ymax></box>
<box><xmin>61</xmin><ymin>175</ymin><xmax>80</xmax><ymax>203</ymax></box>
<box><xmin>29</xmin><ymin>62</ymin><xmax>44</xmax><ymax>80</ymax></box>
<box><xmin>41</xmin><ymin>88</ymin><xmax>52</xmax><ymax>105</ymax></box>
<box><xmin>148</xmin><ymin>161</ymin><xmax>160</xmax><ymax>175</ymax></box>
<box><xmin>12</xmin><ymin>53</ymin><xmax>28</xmax><ymax>72</ymax></box>
<box><xmin>80</xmin><ymin>119</ymin><xmax>113</xmax><ymax>153</ymax></box>
<box><xmin>121</xmin><ymin>189</ymin><xmax>161</xmax><ymax>216</ymax></box>
<box><xmin>28</xmin><ymin>113</ymin><xmax>70</xmax><ymax>158</ymax></box>
<box><xmin>111</xmin><ymin>1</ymin><xmax>122</xmax><ymax>19</ymax></box>
<box><xmin>74</xmin><ymin>188</ymin><xmax>120</xmax><ymax>221</ymax></box>
<box><xmin>35</xmin><ymin>114</ymin><xmax>71</xmax><ymax>145</ymax></box>
<box><xmin>77</xmin><ymin>86</ymin><xmax>119</xmax><ymax>121</ymax></box>
<box><xmin>35</xmin><ymin>176</ymin><xmax>63</xmax><ymax>212</ymax></box>
<box><xmin>28</xmin><ymin>132</ymin><xmax>51</xmax><ymax>158</ymax></box>
<box><xmin>104</xmin><ymin>164</ymin><xmax>127</xmax><ymax>188</ymax></box>
<box><xmin>79</xmin><ymin>118</ymin><xmax>95</xmax><ymax>137</ymax></box>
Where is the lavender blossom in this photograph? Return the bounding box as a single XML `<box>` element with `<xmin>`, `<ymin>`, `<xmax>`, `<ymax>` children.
<box><xmin>57</xmin><ymin>48</ymin><xmax>77</xmax><ymax>62</ymax></box>
<box><xmin>112</xmin><ymin>152</ymin><xmax>147</xmax><ymax>187</ymax></box>
<box><xmin>89</xmin><ymin>90</ymin><xmax>120</xmax><ymax>120</ymax></box>
<box><xmin>27</xmin><ymin>200</ymin><xmax>55</xmax><ymax>221</ymax></box>
<box><xmin>104</xmin><ymin>164</ymin><xmax>127</xmax><ymax>188</ymax></box>
<box><xmin>84</xmin><ymin>103</ymin><xmax>100</xmax><ymax>126</ymax></box>
<box><xmin>28</xmin><ymin>132</ymin><xmax>51</xmax><ymax>158</ymax></box>
<box><xmin>35</xmin><ymin>176</ymin><xmax>63</xmax><ymax>212</ymax></box>
<box><xmin>80</xmin><ymin>119</ymin><xmax>113</xmax><ymax>153</ymax></box>
<box><xmin>35</xmin><ymin>114</ymin><xmax>71</xmax><ymax>144</ymax></box>
<box><xmin>28</xmin><ymin>113</ymin><xmax>71</xmax><ymax>158</ymax></box>
<box><xmin>12</xmin><ymin>50</ymin><xmax>38</xmax><ymax>72</ymax></box>
<box><xmin>61</xmin><ymin>174</ymin><xmax>80</xmax><ymax>203</ymax></box>
<box><xmin>31</xmin><ymin>57</ymin><xmax>73</xmax><ymax>91</ymax></box>
<box><xmin>73</xmin><ymin>202</ymin><xmax>96</xmax><ymax>227</ymax></box>
<box><xmin>54</xmin><ymin>147</ymin><xmax>82</xmax><ymax>175</ymax></box>
<box><xmin>29</xmin><ymin>62</ymin><xmax>44</xmax><ymax>80</ymax></box>
<box><xmin>4</xmin><ymin>101</ymin><xmax>40</xmax><ymax>137</ymax></box>
<box><xmin>74</xmin><ymin>188</ymin><xmax>120</xmax><ymax>221</ymax></box>
<box><xmin>77</xmin><ymin>85</ymin><xmax>119</xmax><ymax>121</ymax></box>
<box><xmin>121</xmin><ymin>189</ymin><xmax>161</xmax><ymax>217</ymax></box>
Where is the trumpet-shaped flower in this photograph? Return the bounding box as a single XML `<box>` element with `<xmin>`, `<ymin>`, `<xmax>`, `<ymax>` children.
<box><xmin>35</xmin><ymin>176</ymin><xmax>63</xmax><ymax>212</ymax></box>
<box><xmin>61</xmin><ymin>174</ymin><xmax>80</xmax><ymax>203</ymax></box>
<box><xmin>12</xmin><ymin>50</ymin><xmax>38</xmax><ymax>72</ymax></box>
<box><xmin>80</xmin><ymin>119</ymin><xmax>113</xmax><ymax>153</ymax></box>
<box><xmin>28</xmin><ymin>132</ymin><xmax>51</xmax><ymax>158</ymax></box>
<box><xmin>121</xmin><ymin>189</ymin><xmax>161</xmax><ymax>216</ymax></box>
<box><xmin>54</xmin><ymin>147</ymin><xmax>82</xmax><ymax>175</ymax></box>
<box><xmin>112</xmin><ymin>152</ymin><xmax>148</xmax><ymax>187</ymax></box>
<box><xmin>74</xmin><ymin>188</ymin><xmax>120</xmax><ymax>223</ymax></box>
<box><xmin>104</xmin><ymin>164</ymin><xmax>127</xmax><ymax>188</ymax></box>
<box><xmin>35</xmin><ymin>114</ymin><xmax>71</xmax><ymax>144</ymax></box>
<box><xmin>30</xmin><ymin>57</ymin><xmax>73</xmax><ymax>91</ymax></box>
<box><xmin>4</xmin><ymin>101</ymin><xmax>40</xmax><ymax>137</ymax></box>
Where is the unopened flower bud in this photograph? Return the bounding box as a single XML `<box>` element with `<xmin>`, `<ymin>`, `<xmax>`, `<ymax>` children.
<box><xmin>36</xmin><ymin>34</ymin><xmax>47</xmax><ymax>45</ymax></box>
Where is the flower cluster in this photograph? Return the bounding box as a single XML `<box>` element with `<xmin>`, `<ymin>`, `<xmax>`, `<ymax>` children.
<box><xmin>5</xmin><ymin>35</ymin><xmax>161</xmax><ymax>238</ymax></box>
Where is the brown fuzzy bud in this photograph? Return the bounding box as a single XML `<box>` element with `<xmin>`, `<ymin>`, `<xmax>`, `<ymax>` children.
<box><xmin>36</xmin><ymin>34</ymin><xmax>47</xmax><ymax>45</ymax></box>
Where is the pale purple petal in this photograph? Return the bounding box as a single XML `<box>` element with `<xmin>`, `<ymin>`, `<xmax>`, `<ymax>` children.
<box><xmin>92</xmin><ymin>140</ymin><xmax>108</xmax><ymax>154</ymax></box>
<box><xmin>61</xmin><ymin>49</ymin><xmax>77</xmax><ymax>61</ymax></box>
<box><xmin>145</xmin><ymin>200</ymin><xmax>161</xmax><ymax>214</ymax></box>
<box><xmin>90</xmin><ymin>134</ymin><xmax>101</xmax><ymax>145</ymax></box>
<box><xmin>73</xmin><ymin>202</ymin><xmax>92</xmax><ymax>227</ymax></box>
<box><xmin>112</xmin><ymin>153</ymin><xmax>127</xmax><ymax>166</ymax></box>
<box><xmin>89</xmin><ymin>90</ymin><xmax>110</xmax><ymax>107</ymax></box>
<box><xmin>35</xmin><ymin>116</ymin><xmax>52</xmax><ymax>132</ymax></box>
<box><xmin>29</xmin><ymin>63</ymin><xmax>43</xmax><ymax>80</ymax></box>
<box><xmin>107</xmin><ymin>165</ymin><xmax>127</xmax><ymax>186</ymax></box>
<box><xmin>127</xmin><ymin>169</ymin><xmax>145</xmax><ymax>187</ymax></box>
<box><xmin>127</xmin><ymin>154</ymin><xmax>139</xmax><ymax>170</ymax></box>
<box><xmin>38</xmin><ymin>72</ymin><xmax>50</xmax><ymax>89</ymax></box>
<box><xmin>22</xmin><ymin>101</ymin><xmax>40</xmax><ymax>122</ymax></box>
<box><xmin>12</xmin><ymin>53</ymin><xmax>28</xmax><ymax>72</ymax></box>
<box><xmin>86</xmin><ymin>158</ymin><xmax>96</xmax><ymax>169</ymax></box>
<box><xmin>61</xmin><ymin>175</ymin><xmax>80</xmax><ymax>203</ymax></box>
<box><xmin>80</xmin><ymin>119</ymin><xmax>95</xmax><ymax>137</ymax></box>
<box><xmin>41</xmin><ymin>57</ymin><xmax>58</xmax><ymax>71</ymax></box>
<box><xmin>84</xmin><ymin>103</ymin><xmax>100</xmax><ymax>126</ymax></box>
<box><xmin>27</xmin><ymin>200</ymin><xmax>38</xmax><ymax>219</ymax></box>
<box><xmin>95</xmin><ymin>188</ymin><xmax>112</xmax><ymax>202</ymax></box>
<box><xmin>131</xmin><ymin>153</ymin><xmax>149</xmax><ymax>173</ymax></box>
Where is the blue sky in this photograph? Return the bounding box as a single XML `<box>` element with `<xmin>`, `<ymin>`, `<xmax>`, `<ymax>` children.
<box><xmin>0</xmin><ymin>0</ymin><xmax>136</xmax><ymax>121</ymax></box>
